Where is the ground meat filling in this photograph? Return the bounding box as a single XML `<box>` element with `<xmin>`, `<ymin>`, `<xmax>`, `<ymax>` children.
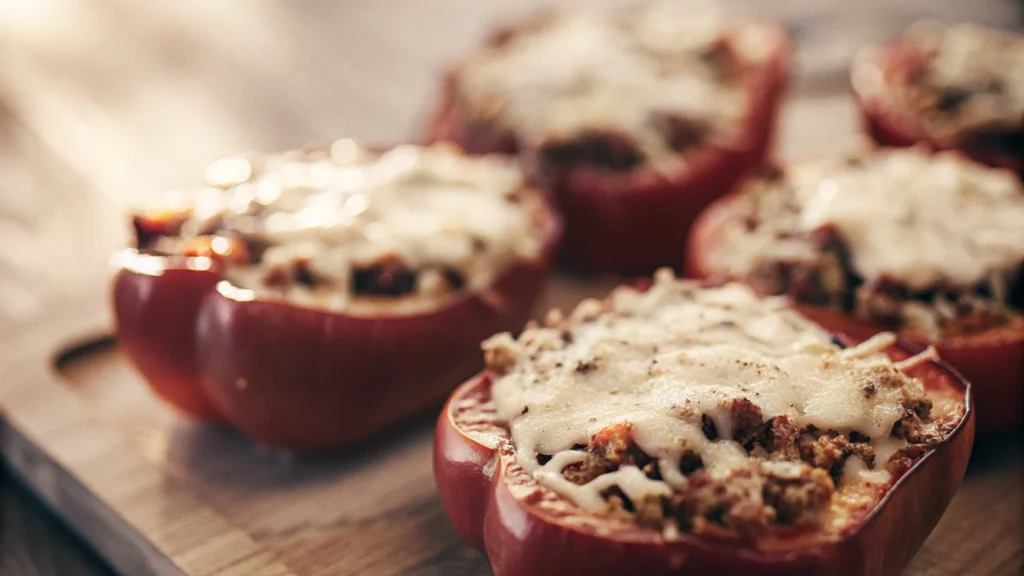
<box><xmin>539</xmin><ymin>131</ymin><xmax>646</xmax><ymax>173</ymax></box>
<box><xmin>535</xmin><ymin>114</ymin><xmax>715</xmax><ymax>177</ymax></box>
<box><xmin>878</xmin><ymin>22</ymin><xmax>1024</xmax><ymax>147</ymax></box>
<box><xmin>350</xmin><ymin>262</ymin><xmax>417</xmax><ymax>297</ymax></box>
<box><xmin>711</xmin><ymin>151</ymin><xmax>1024</xmax><ymax>340</ymax></box>
<box><xmin>536</xmin><ymin>405</ymin><xmax>908</xmax><ymax>536</ymax></box>
<box><xmin>493</xmin><ymin>398</ymin><xmax>942</xmax><ymax>538</ymax></box>
<box><xmin>452</xmin><ymin>1</ymin><xmax>777</xmax><ymax>174</ymax></box>
<box><xmin>128</xmin><ymin>142</ymin><xmax>546</xmax><ymax>310</ymax></box>
<box><xmin>472</xmin><ymin>275</ymin><xmax>960</xmax><ymax>538</ymax></box>
<box><xmin>746</xmin><ymin>214</ymin><xmax>1023</xmax><ymax>337</ymax></box>
<box><xmin>136</xmin><ymin>216</ymin><xmax>470</xmax><ymax>302</ymax></box>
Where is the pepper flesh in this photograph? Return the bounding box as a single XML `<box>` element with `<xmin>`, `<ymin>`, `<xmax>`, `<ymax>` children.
<box><xmin>113</xmin><ymin>204</ymin><xmax>561</xmax><ymax>450</ymax></box>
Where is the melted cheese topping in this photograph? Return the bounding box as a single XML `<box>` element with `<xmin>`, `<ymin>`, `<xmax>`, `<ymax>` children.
<box><xmin>154</xmin><ymin>142</ymin><xmax>544</xmax><ymax>310</ymax></box>
<box><xmin>712</xmin><ymin>148</ymin><xmax>1024</xmax><ymax>292</ymax></box>
<box><xmin>456</xmin><ymin>0</ymin><xmax>777</xmax><ymax>167</ymax></box>
<box><xmin>876</xmin><ymin>22</ymin><xmax>1024</xmax><ymax>138</ymax></box>
<box><xmin>486</xmin><ymin>272</ymin><xmax>934</xmax><ymax>513</ymax></box>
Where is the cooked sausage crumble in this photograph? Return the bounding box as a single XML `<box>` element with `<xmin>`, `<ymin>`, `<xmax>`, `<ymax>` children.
<box><xmin>701</xmin><ymin>148</ymin><xmax>1024</xmax><ymax>340</ymax></box>
<box><xmin>462</xmin><ymin>272</ymin><xmax>962</xmax><ymax>538</ymax></box>
<box><xmin>130</xmin><ymin>142</ymin><xmax>549</xmax><ymax>312</ymax></box>
<box><xmin>451</xmin><ymin>0</ymin><xmax>783</xmax><ymax>173</ymax></box>
<box><xmin>861</xmin><ymin>21</ymin><xmax>1024</xmax><ymax>143</ymax></box>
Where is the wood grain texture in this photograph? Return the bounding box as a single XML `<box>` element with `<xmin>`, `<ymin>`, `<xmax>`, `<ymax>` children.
<box><xmin>0</xmin><ymin>1</ymin><xmax>1021</xmax><ymax>574</ymax></box>
<box><xmin>3</xmin><ymin>284</ymin><xmax>1021</xmax><ymax>576</ymax></box>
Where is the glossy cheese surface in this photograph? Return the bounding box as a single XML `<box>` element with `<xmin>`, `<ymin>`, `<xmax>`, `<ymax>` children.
<box><xmin>456</xmin><ymin>0</ymin><xmax>779</xmax><ymax>167</ymax></box>
<box><xmin>485</xmin><ymin>274</ymin><xmax>937</xmax><ymax>512</ymax></box>
<box><xmin>148</xmin><ymin>142</ymin><xmax>544</xmax><ymax>310</ymax></box>
<box><xmin>710</xmin><ymin>149</ymin><xmax>1024</xmax><ymax>292</ymax></box>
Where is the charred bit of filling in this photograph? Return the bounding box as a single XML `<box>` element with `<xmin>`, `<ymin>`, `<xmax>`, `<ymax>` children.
<box><xmin>537</xmin><ymin>112</ymin><xmax>715</xmax><ymax>175</ymax></box>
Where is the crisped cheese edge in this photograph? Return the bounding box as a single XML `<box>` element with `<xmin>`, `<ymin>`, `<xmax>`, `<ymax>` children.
<box><xmin>457</xmin><ymin>0</ymin><xmax>778</xmax><ymax>167</ymax></box>
<box><xmin>487</xmin><ymin>271</ymin><xmax>937</xmax><ymax>517</ymax></box>
<box><xmin>710</xmin><ymin>148</ymin><xmax>1024</xmax><ymax>293</ymax></box>
<box><xmin>152</xmin><ymin>142</ymin><xmax>543</xmax><ymax>311</ymax></box>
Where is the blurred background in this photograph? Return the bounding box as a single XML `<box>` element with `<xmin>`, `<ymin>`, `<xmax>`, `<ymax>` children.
<box><xmin>0</xmin><ymin>0</ymin><xmax>1021</xmax><ymax>338</ymax></box>
<box><xmin>0</xmin><ymin>1</ymin><xmax>1020</xmax><ymax>574</ymax></box>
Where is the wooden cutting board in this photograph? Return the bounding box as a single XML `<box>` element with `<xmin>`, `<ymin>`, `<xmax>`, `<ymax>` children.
<box><xmin>0</xmin><ymin>2</ymin><xmax>1020</xmax><ymax>574</ymax></box>
<box><xmin>1</xmin><ymin>272</ymin><xmax>1022</xmax><ymax>576</ymax></box>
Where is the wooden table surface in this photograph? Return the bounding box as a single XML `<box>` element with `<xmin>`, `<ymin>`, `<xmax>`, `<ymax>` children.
<box><xmin>0</xmin><ymin>1</ymin><xmax>1020</xmax><ymax>574</ymax></box>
